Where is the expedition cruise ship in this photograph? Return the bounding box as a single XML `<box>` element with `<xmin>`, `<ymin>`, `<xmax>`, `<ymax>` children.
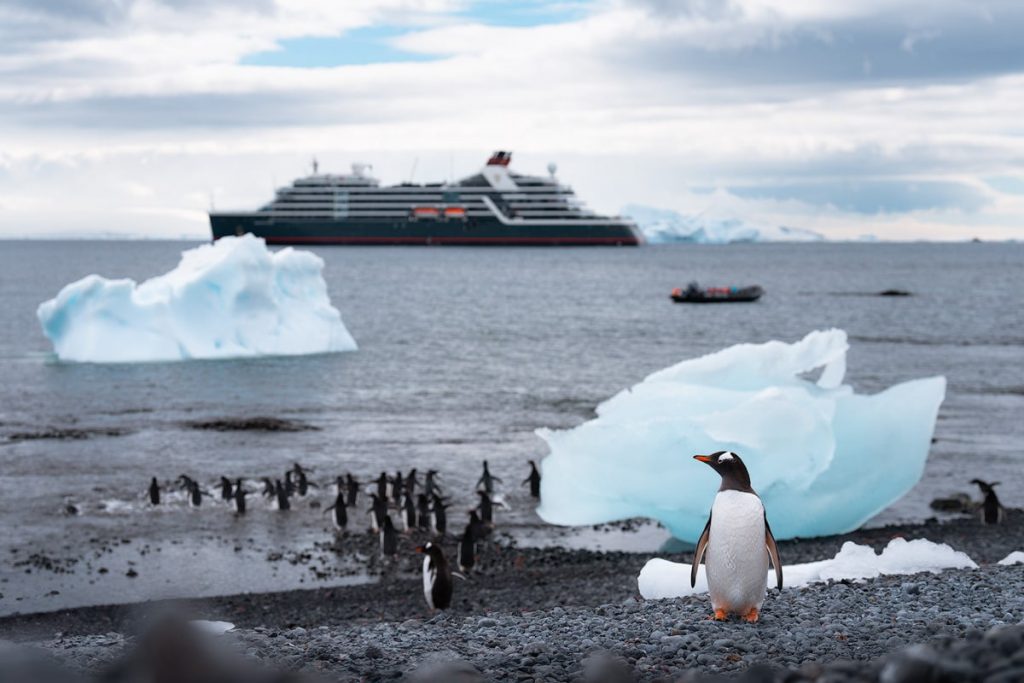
<box><xmin>209</xmin><ymin>151</ymin><xmax>642</xmax><ymax>246</ymax></box>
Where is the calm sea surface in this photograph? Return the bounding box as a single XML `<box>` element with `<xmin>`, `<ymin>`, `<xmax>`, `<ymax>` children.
<box><xmin>0</xmin><ymin>241</ymin><xmax>1021</xmax><ymax>613</ymax></box>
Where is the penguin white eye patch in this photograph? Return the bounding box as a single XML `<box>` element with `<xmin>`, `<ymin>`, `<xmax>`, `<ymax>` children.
<box><xmin>718</xmin><ymin>452</ymin><xmax>735</xmax><ymax>461</ymax></box>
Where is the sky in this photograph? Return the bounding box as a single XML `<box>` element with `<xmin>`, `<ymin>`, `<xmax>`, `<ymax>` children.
<box><xmin>1</xmin><ymin>0</ymin><xmax>1023</xmax><ymax>240</ymax></box>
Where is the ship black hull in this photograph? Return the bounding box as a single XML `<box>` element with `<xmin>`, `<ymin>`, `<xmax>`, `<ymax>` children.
<box><xmin>209</xmin><ymin>215</ymin><xmax>642</xmax><ymax>246</ymax></box>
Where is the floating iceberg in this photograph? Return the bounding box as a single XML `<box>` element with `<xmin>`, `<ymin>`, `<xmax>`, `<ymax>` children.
<box><xmin>536</xmin><ymin>330</ymin><xmax>945</xmax><ymax>541</ymax></box>
<box><xmin>623</xmin><ymin>204</ymin><xmax>824</xmax><ymax>244</ymax></box>
<box><xmin>37</xmin><ymin>234</ymin><xmax>357</xmax><ymax>363</ymax></box>
<box><xmin>638</xmin><ymin>538</ymin><xmax>977</xmax><ymax>600</ymax></box>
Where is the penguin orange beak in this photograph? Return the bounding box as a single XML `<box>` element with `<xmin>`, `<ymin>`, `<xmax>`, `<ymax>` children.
<box><xmin>693</xmin><ymin>455</ymin><xmax>712</xmax><ymax>463</ymax></box>
<box><xmin>414</xmin><ymin>545</ymin><xmax>425</xmax><ymax>554</ymax></box>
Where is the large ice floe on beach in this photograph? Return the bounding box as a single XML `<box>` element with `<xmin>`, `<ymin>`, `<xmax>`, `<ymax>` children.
<box><xmin>536</xmin><ymin>329</ymin><xmax>945</xmax><ymax>541</ymax></box>
<box><xmin>37</xmin><ymin>234</ymin><xmax>357</xmax><ymax>363</ymax></box>
<box><xmin>638</xmin><ymin>538</ymin><xmax>977</xmax><ymax>600</ymax></box>
<box><xmin>623</xmin><ymin>204</ymin><xmax>824</xmax><ymax>244</ymax></box>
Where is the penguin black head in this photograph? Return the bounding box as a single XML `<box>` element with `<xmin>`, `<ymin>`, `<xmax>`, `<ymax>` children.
<box><xmin>693</xmin><ymin>451</ymin><xmax>753</xmax><ymax>492</ymax></box>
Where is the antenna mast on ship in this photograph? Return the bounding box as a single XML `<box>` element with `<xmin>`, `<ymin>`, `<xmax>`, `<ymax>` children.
<box><xmin>312</xmin><ymin>157</ymin><xmax>319</xmax><ymax>175</ymax></box>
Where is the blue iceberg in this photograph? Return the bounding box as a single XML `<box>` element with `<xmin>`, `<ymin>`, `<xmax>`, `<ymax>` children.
<box><xmin>37</xmin><ymin>234</ymin><xmax>357</xmax><ymax>363</ymax></box>
<box><xmin>536</xmin><ymin>330</ymin><xmax>945</xmax><ymax>541</ymax></box>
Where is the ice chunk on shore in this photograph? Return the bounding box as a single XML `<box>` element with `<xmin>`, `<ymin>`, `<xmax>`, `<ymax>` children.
<box><xmin>37</xmin><ymin>235</ymin><xmax>357</xmax><ymax>363</ymax></box>
<box><xmin>998</xmin><ymin>551</ymin><xmax>1024</xmax><ymax>566</ymax></box>
<box><xmin>638</xmin><ymin>538</ymin><xmax>977</xmax><ymax>600</ymax></box>
<box><xmin>536</xmin><ymin>330</ymin><xmax>945</xmax><ymax>541</ymax></box>
<box><xmin>190</xmin><ymin>620</ymin><xmax>235</xmax><ymax>635</ymax></box>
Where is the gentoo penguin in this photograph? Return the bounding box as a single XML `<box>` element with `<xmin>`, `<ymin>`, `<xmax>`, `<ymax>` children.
<box><xmin>692</xmin><ymin>451</ymin><xmax>782</xmax><ymax>622</ymax></box>
<box><xmin>457</xmin><ymin>527</ymin><xmax>476</xmax><ymax>574</ymax></box>
<box><xmin>425</xmin><ymin>470</ymin><xmax>442</xmax><ymax>498</ymax></box>
<box><xmin>234</xmin><ymin>480</ymin><xmax>247</xmax><ymax>515</ymax></box>
<box><xmin>325</xmin><ymin>491</ymin><xmax>348</xmax><ymax>531</ymax></box>
<box><xmin>219</xmin><ymin>477</ymin><xmax>234</xmax><ymax>501</ymax></box>
<box><xmin>431</xmin><ymin>494</ymin><xmax>449</xmax><ymax>536</ymax></box>
<box><xmin>522</xmin><ymin>460</ymin><xmax>541</xmax><ymax>499</ymax></box>
<box><xmin>467</xmin><ymin>509</ymin><xmax>487</xmax><ymax>541</ymax></box>
<box><xmin>971</xmin><ymin>479</ymin><xmax>1005</xmax><ymax>524</ymax></box>
<box><xmin>274</xmin><ymin>479</ymin><xmax>291</xmax><ymax>511</ymax></box>
<box><xmin>375</xmin><ymin>472</ymin><xmax>389</xmax><ymax>501</ymax></box>
<box><xmin>380</xmin><ymin>515</ymin><xmax>399</xmax><ymax>559</ymax></box>
<box><xmin>402</xmin><ymin>494</ymin><xmax>417</xmax><ymax>532</ymax></box>
<box><xmin>405</xmin><ymin>469</ymin><xmax>419</xmax><ymax>499</ymax></box>
<box><xmin>417</xmin><ymin>542</ymin><xmax>454</xmax><ymax>611</ymax></box>
<box><xmin>261</xmin><ymin>478</ymin><xmax>275</xmax><ymax>499</ymax></box>
<box><xmin>392</xmin><ymin>471</ymin><xmax>405</xmax><ymax>505</ymax></box>
<box><xmin>284</xmin><ymin>471</ymin><xmax>296</xmax><ymax>497</ymax></box>
<box><xmin>416</xmin><ymin>493</ymin><xmax>432</xmax><ymax>530</ymax></box>
<box><xmin>476</xmin><ymin>460</ymin><xmax>502</xmax><ymax>494</ymax></box>
<box><xmin>186</xmin><ymin>481</ymin><xmax>203</xmax><ymax>508</ymax></box>
<box><xmin>294</xmin><ymin>469</ymin><xmax>309</xmax><ymax>496</ymax></box>
<box><xmin>345</xmin><ymin>473</ymin><xmax>360</xmax><ymax>507</ymax></box>
<box><xmin>476</xmin><ymin>491</ymin><xmax>494</xmax><ymax>525</ymax></box>
<box><xmin>368</xmin><ymin>493</ymin><xmax>387</xmax><ymax>533</ymax></box>
<box><xmin>148</xmin><ymin>477</ymin><xmax>161</xmax><ymax>506</ymax></box>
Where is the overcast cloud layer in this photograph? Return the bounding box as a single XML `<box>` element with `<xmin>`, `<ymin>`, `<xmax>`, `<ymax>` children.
<box><xmin>1</xmin><ymin>0</ymin><xmax>1023</xmax><ymax>240</ymax></box>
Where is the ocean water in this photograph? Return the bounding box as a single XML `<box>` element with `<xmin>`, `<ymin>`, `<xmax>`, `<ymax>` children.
<box><xmin>0</xmin><ymin>240</ymin><xmax>1021</xmax><ymax>614</ymax></box>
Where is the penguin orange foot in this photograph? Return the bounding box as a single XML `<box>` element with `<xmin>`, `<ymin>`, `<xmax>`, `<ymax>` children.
<box><xmin>712</xmin><ymin>608</ymin><xmax>728</xmax><ymax>621</ymax></box>
<box><xmin>743</xmin><ymin>607</ymin><xmax>759</xmax><ymax>623</ymax></box>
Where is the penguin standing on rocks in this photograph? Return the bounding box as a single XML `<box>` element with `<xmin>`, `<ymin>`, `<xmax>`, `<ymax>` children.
<box><xmin>274</xmin><ymin>479</ymin><xmax>291</xmax><ymax>511</ymax></box>
<box><xmin>368</xmin><ymin>493</ymin><xmax>387</xmax><ymax>533</ymax></box>
<box><xmin>457</xmin><ymin>527</ymin><xmax>476</xmax><ymax>574</ymax></box>
<box><xmin>425</xmin><ymin>470</ymin><xmax>442</xmax><ymax>498</ymax></box>
<box><xmin>971</xmin><ymin>479</ymin><xmax>1005</xmax><ymax>524</ymax></box>
<box><xmin>405</xmin><ymin>469</ymin><xmax>420</xmax><ymax>499</ymax></box>
<box><xmin>476</xmin><ymin>460</ymin><xmax>502</xmax><ymax>494</ymax></box>
<box><xmin>284</xmin><ymin>471</ymin><xmax>296</xmax><ymax>497</ymax></box>
<box><xmin>392</xmin><ymin>472</ymin><xmax>405</xmax><ymax>505</ymax></box>
<box><xmin>219</xmin><ymin>477</ymin><xmax>234</xmax><ymax>501</ymax></box>
<box><xmin>261</xmin><ymin>478</ymin><xmax>275</xmax><ymax>499</ymax></box>
<box><xmin>345</xmin><ymin>474</ymin><xmax>360</xmax><ymax>507</ymax></box>
<box><xmin>417</xmin><ymin>494</ymin><xmax>432</xmax><ymax>530</ymax></box>
<box><xmin>148</xmin><ymin>478</ymin><xmax>161</xmax><ymax>506</ymax></box>
<box><xmin>523</xmin><ymin>460</ymin><xmax>541</xmax><ymax>499</ymax></box>
<box><xmin>380</xmin><ymin>514</ymin><xmax>399</xmax><ymax>559</ymax></box>
<box><xmin>467</xmin><ymin>509</ymin><xmax>487</xmax><ymax>541</ymax></box>
<box><xmin>431</xmin><ymin>494</ymin><xmax>449</xmax><ymax>536</ymax></box>
<box><xmin>325</xmin><ymin>491</ymin><xmax>348</xmax><ymax>531</ymax></box>
<box><xmin>402</xmin><ymin>494</ymin><xmax>417</xmax><ymax>532</ymax></box>
<box><xmin>417</xmin><ymin>542</ymin><xmax>453</xmax><ymax>611</ymax></box>
<box><xmin>375</xmin><ymin>472</ymin><xmax>389</xmax><ymax>501</ymax></box>
<box><xmin>476</xmin><ymin>491</ymin><xmax>495</xmax><ymax>526</ymax></box>
<box><xmin>233</xmin><ymin>480</ymin><xmax>247</xmax><ymax>515</ymax></box>
<box><xmin>691</xmin><ymin>451</ymin><xmax>782</xmax><ymax>622</ymax></box>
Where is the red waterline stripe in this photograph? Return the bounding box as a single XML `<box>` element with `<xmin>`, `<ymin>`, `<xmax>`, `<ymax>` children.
<box><xmin>254</xmin><ymin>235</ymin><xmax>640</xmax><ymax>246</ymax></box>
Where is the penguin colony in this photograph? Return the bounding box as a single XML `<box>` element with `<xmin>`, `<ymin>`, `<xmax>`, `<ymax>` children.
<box><xmin>135</xmin><ymin>460</ymin><xmax>542</xmax><ymax>612</ymax></box>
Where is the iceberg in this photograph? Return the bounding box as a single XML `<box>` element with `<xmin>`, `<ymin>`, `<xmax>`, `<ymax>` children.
<box><xmin>536</xmin><ymin>330</ymin><xmax>945</xmax><ymax>541</ymax></box>
<box><xmin>37</xmin><ymin>234</ymin><xmax>357</xmax><ymax>363</ymax></box>
<box><xmin>623</xmin><ymin>204</ymin><xmax>824</xmax><ymax>244</ymax></box>
<box><xmin>638</xmin><ymin>538</ymin><xmax>977</xmax><ymax>600</ymax></box>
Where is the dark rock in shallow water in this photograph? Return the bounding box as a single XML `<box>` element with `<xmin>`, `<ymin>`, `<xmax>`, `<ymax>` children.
<box><xmin>7</xmin><ymin>426</ymin><xmax>130</xmax><ymax>441</ymax></box>
<box><xmin>878</xmin><ymin>289</ymin><xmax>912</xmax><ymax>297</ymax></box>
<box><xmin>183</xmin><ymin>417</ymin><xmax>318</xmax><ymax>432</ymax></box>
<box><xmin>930</xmin><ymin>493</ymin><xmax>974</xmax><ymax>513</ymax></box>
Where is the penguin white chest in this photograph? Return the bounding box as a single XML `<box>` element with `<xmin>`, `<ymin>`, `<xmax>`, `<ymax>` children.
<box><xmin>422</xmin><ymin>557</ymin><xmax>436</xmax><ymax>609</ymax></box>
<box><xmin>706</xmin><ymin>490</ymin><xmax>769</xmax><ymax>613</ymax></box>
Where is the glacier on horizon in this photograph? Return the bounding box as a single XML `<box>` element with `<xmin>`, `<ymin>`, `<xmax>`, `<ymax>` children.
<box><xmin>37</xmin><ymin>234</ymin><xmax>357</xmax><ymax>363</ymax></box>
<box><xmin>623</xmin><ymin>204</ymin><xmax>824</xmax><ymax>244</ymax></box>
<box><xmin>536</xmin><ymin>330</ymin><xmax>945</xmax><ymax>541</ymax></box>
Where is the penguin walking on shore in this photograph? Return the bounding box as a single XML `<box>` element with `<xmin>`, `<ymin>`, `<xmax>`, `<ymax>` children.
<box><xmin>219</xmin><ymin>477</ymin><xmax>234</xmax><ymax>501</ymax></box>
<box><xmin>467</xmin><ymin>509</ymin><xmax>487</xmax><ymax>541</ymax></box>
<box><xmin>457</xmin><ymin>527</ymin><xmax>476</xmax><ymax>574</ymax></box>
<box><xmin>431</xmin><ymin>494</ymin><xmax>449</xmax><ymax>536</ymax></box>
<box><xmin>345</xmin><ymin>474</ymin><xmax>360</xmax><ymax>507</ymax></box>
<box><xmin>284</xmin><ymin>471</ymin><xmax>296</xmax><ymax>497</ymax></box>
<box><xmin>971</xmin><ymin>479</ymin><xmax>1005</xmax><ymax>524</ymax></box>
<box><xmin>392</xmin><ymin>471</ymin><xmax>405</xmax><ymax>505</ymax></box>
<box><xmin>380</xmin><ymin>515</ymin><xmax>399</xmax><ymax>559</ymax></box>
<box><xmin>691</xmin><ymin>451</ymin><xmax>782</xmax><ymax>622</ymax></box>
<box><xmin>417</xmin><ymin>494</ymin><xmax>432</xmax><ymax>530</ymax></box>
<box><xmin>476</xmin><ymin>491</ymin><xmax>495</xmax><ymax>526</ymax></box>
<box><xmin>405</xmin><ymin>469</ymin><xmax>420</xmax><ymax>499</ymax></box>
<box><xmin>261</xmin><ymin>478</ymin><xmax>275</xmax><ymax>499</ymax></box>
<box><xmin>523</xmin><ymin>460</ymin><xmax>541</xmax><ymax>499</ymax></box>
<box><xmin>148</xmin><ymin>477</ymin><xmax>161</xmax><ymax>506</ymax></box>
<box><xmin>233</xmin><ymin>480</ymin><xmax>248</xmax><ymax>515</ymax></box>
<box><xmin>417</xmin><ymin>542</ymin><xmax>454</xmax><ymax>611</ymax></box>
<box><xmin>375</xmin><ymin>472</ymin><xmax>389</xmax><ymax>501</ymax></box>
<box><xmin>425</xmin><ymin>470</ymin><xmax>442</xmax><ymax>498</ymax></box>
<box><xmin>402</xmin><ymin>494</ymin><xmax>417</xmax><ymax>532</ymax></box>
<box><xmin>476</xmin><ymin>460</ymin><xmax>502</xmax><ymax>494</ymax></box>
<box><xmin>325</xmin><ymin>491</ymin><xmax>348</xmax><ymax>531</ymax></box>
<box><xmin>368</xmin><ymin>493</ymin><xmax>387</xmax><ymax>533</ymax></box>
<box><xmin>274</xmin><ymin>479</ymin><xmax>291</xmax><ymax>511</ymax></box>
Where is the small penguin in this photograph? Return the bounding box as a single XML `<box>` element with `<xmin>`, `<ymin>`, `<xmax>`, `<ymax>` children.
<box><xmin>380</xmin><ymin>514</ymin><xmax>399</xmax><ymax>558</ymax></box>
<box><xmin>219</xmin><ymin>476</ymin><xmax>234</xmax><ymax>501</ymax></box>
<box><xmin>392</xmin><ymin>471</ymin><xmax>405</xmax><ymax>505</ymax></box>
<box><xmin>522</xmin><ymin>460</ymin><xmax>541</xmax><ymax>499</ymax></box>
<box><xmin>417</xmin><ymin>542</ymin><xmax>454</xmax><ymax>611</ymax></box>
<box><xmin>457</xmin><ymin>527</ymin><xmax>476</xmax><ymax>574</ymax></box>
<box><xmin>431</xmin><ymin>494</ymin><xmax>449</xmax><ymax>536</ymax></box>
<box><xmin>345</xmin><ymin>473</ymin><xmax>360</xmax><ymax>507</ymax></box>
<box><xmin>187</xmin><ymin>481</ymin><xmax>203</xmax><ymax>508</ymax></box>
<box><xmin>148</xmin><ymin>477</ymin><xmax>161</xmax><ymax>506</ymax></box>
<box><xmin>467</xmin><ymin>509</ymin><xmax>487</xmax><ymax>542</ymax></box>
<box><xmin>476</xmin><ymin>491</ymin><xmax>494</xmax><ymax>525</ymax></box>
<box><xmin>691</xmin><ymin>451</ymin><xmax>782</xmax><ymax>622</ymax></box>
<box><xmin>274</xmin><ymin>479</ymin><xmax>291</xmax><ymax>511</ymax></box>
<box><xmin>368</xmin><ymin>493</ymin><xmax>387</xmax><ymax>533</ymax></box>
<box><xmin>261</xmin><ymin>477</ymin><xmax>275</xmax><ymax>498</ymax></box>
<box><xmin>425</xmin><ymin>470</ymin><xmax>442</xmax><ymax>498</ymax></box>
<box><xmin>375</xmin><ymin>472</ymin><xmax>389</xmax><ymax>501</ymax></box>
<box><xmin>405</xmin><ymin>468</ymin><xmax>419</xmax><ymax>499</ymax></box>
<box><xmin>325</xmin><ymin>491</ymin><xmax>348</xmax><ymax>531</ymax></box>
<box><xmin>417</xmin><ymin>493</ymin><xmax>432</xmax><ymax>530</ymax></box>
<box><xmin>295</xmin><ymin>470</ymin><xmax>309</xmax><ymax>497</ymax></box>
<box><xmin>234</xmin><ymin>480</ymin><xmax>247</xmax><ymax>515</ymax></box>
<box><xmin>284</xmin><ymin>471</ymin><xmax>296</xmax><ymax>497</ymax></box>
<box><xmin>971</xmin><ymin>479</ymin><xmax>1005</xmax><ymax>525</ymax></box>
<box><xmin>476</xmin><ymin>460</ymin><xmax>502</xmax><ymax>494</ymax></box>
<box><xmin>402</xmin><ymin>494</ymin><xmax>417</xmax><ymax>532</ymax></box>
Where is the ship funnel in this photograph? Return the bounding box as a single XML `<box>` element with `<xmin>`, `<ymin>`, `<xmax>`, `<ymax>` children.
<box><xmin>547</xmin><ymin>162</ymin><xmax>557</xmax><ymax>177</ymax></box>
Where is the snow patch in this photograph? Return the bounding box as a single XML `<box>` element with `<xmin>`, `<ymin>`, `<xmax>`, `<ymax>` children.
<box><xmin>623</xmin><ymin>204</ymin><xmax>824</xmax><ymax>244</ymax></box>
<box><xmin>37</xmin><ymin>234</ymin><xmax>357</xmax><ymax>363</ymax></box>
<box><xmin>638</xmin><ymin>538</ymin><xmax>977</xmax><ymax>600</ymax></box>
<box><xmin>997</xmin><ymin>551</ymin><xmax>1024</xmax><ymax>566</ymax></box>
<box><xmin>190</xmin><ymin>620</ymin><xmax>235</xmax><ymax>635</ymax></box>
<box><xmin>536</xmin><ymin>329</ymin><xmax>945</xmax><ymax>541</ymax></box>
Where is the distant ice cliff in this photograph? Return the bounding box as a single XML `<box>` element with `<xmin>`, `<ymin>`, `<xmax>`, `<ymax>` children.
<box><xmin>623</xmin><ymin>204</ymin><xmax>825</xmax><ymax>244</ymax></box>
<box><xmin>37</xmin><ymin>234</ymin><xmax>357</xmax><ymax>363</ymax></box>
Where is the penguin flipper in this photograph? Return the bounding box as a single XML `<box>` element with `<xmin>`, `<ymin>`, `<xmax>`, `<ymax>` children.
<box><xmin>691</xmin><ymin>514</ymin><xmax>711</xmax><ymax>588</ymax></box>
<box><xmin>764</xmin><ymin>514</ymin><xmax>783</xmax><ymax>591</ymax></box>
